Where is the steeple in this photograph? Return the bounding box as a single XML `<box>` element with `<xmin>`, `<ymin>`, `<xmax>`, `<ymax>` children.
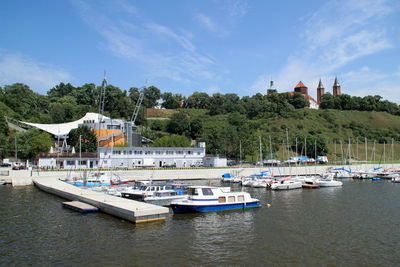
<box><xmin>333</xmin><ymin>76</ymin><xmax>341</xmax><ymax>96</ymax></box>
<box><xmin>317</xmin><ymin>79</ymin><xmax>325</xmax><ymax>105</ymax></box>
<box><xmin>267</xmin><ymin>78</ymin><xmax>277</xmax><ymax>95</ymax></box>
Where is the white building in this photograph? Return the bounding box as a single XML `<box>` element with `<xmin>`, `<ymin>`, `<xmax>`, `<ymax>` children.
<box><xmin>37</xmin><ymin>142</ymin><xmax>218</xmax><ymax>169</ymax></box>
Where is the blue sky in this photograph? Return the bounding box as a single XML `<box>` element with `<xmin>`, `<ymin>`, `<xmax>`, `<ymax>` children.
<box><xmin>1</xmin><ymin>0</ymin><xmax>399</xmax><ymax>103</ymax></box>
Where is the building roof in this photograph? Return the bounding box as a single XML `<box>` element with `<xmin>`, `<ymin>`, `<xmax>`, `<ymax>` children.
<box><xmin>333</xmin><ymin>77</ymin><xmax>340</xmax><ymax>87</ymax></box>
<box><xmin>317</xmin><ymin>79</ymin><xmax>324</xmax><ymax>89</ymax></box>
<box><xmin>20</xmin><ymin>112</ymin><xmax>110</xmax><ymax>137</ymax></box>
<box><xmin>295</xmin><ymin>81</ymin><xmax>307</xmax><ymax>88</ymax></box>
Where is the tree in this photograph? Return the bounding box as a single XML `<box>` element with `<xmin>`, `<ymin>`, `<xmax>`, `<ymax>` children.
<box><xmin>73</xmin><ymin>83</ymin><xmax>97</xmax><ymax>106</ymax></box>
<box><xmin>185</xmin><ymin>92</ymin><xmax>211</xmax><ymax>108</ymax></box>
<box><xmin>49</xmin><ymin>103</ymin><xmax>65</xmax><ymax>123</ymax></box>
<box><xmin>167</xmin><ymin>112</ymin><xmax>190</xmax><ymax>136</ymax></box>
<box><xmin>48</xmin><ymin>82</ymin><xmax>75</xmax><ymax>100</ymax></box>
<box><xmin>189</xmin><ymin>117</ymin><xmax>203</xmax><ymax>139</ymax></box>
<box><xmin>161</xmin><ymin>92</ymin><xmax>182</xmax><ymax>109</ymax></box>
<box><xmin>143</xmin><ymin>86</ymin><xmax>161</xmax><ymax>108</ymax></box>
<box><xmin>152</xmin><ymin>135</ymin><xmax>191</xmax><ymax>147</ymax></box>
<box><xmin>68</xmin><ymin>126</ymin><xmax>97</xmax><ymax>153</ymax></box>
<box><xmin>17</xmin><ymin>129</ymin><xmax>52</xmax><ymax>160</ymax></box>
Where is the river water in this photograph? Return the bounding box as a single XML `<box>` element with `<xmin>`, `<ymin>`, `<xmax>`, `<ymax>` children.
<box><xmin>1</xmin><ymin>179</ymin><xmax>400</xmax><ymax>266</ymax></box>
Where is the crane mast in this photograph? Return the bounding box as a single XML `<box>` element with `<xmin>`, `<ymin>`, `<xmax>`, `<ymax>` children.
<box><xmin>130</xmin><ymin>84</ymin><xmax>145</xmax><ymax>126</ymax></box>
<box><xmin>126</xmin><ymin>83</ymin><xmax>146</xmax><ymax>146</ymax></box>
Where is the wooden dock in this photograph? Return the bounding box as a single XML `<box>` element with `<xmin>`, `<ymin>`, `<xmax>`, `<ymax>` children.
<box><xmin>62</xmin><ymin>201</ymin><xmax>99</xmax><ymax>212</ymax></box>
<box><xmin>33</xmin><ymin>177</ymin><xmax>169</xmax><ymax>223</ymax></box>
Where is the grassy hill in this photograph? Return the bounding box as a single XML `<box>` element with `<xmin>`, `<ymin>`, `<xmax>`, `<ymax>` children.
<box><xmin>145</xmin><ymin>108</ymin><xmax>400</xmax><ymax>162</ymax></box>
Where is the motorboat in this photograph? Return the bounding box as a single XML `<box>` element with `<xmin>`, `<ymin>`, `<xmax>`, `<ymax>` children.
<box><xmin>221</xmin><ymin>173</ymin><xmax>242</xmax><ymax>183</ymax></box>
<box><xmin>121</xmin><ymin>181</ymin><xmax>190</xmax><ymax>201</ymax></box>
<box><xmin>170</xmin><ymin>186</ymin><xmax>260</xmax><ymax>213</ymax></box>
<box><xmin>121</xmin><ymin>183</ymin><xmax>171</xmax><ymax>201</ymax></box>
<box><xmin>270</xmin><ymin>178</ymin><xmax>302</xmax><ymax>190</ymax></box>
<box><xmin>144</xmin><ymin>190</ymin><xmax>188</xmax><ymax>206</ymax></box>
<box><xmin>65</xmin><ymin>172</ymin><xmax>133</xmax><ymax>187</ymax></box>
<box><xmin>316</xmin><ymin>173</ymin><xmax>343</xmax><ymax>187</ymax></box>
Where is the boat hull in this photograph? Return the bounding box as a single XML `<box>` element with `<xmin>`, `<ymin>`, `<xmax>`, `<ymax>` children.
<box><xmin>171</xmin><ymin>201</ymin><xmax>261</xmax><ymax>213</ymax></box>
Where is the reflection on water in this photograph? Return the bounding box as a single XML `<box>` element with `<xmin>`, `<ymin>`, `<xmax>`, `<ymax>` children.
<box><xmin>1</xmin><ymin>179</ymin><xmax>400</xmax><ymax>265</ymax></box>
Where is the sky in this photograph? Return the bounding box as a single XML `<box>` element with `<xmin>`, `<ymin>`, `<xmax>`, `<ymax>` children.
<box><xmin>0</xmin><ymin>0</ymin><xmax>400</xmax><ymax>103</ymax></box>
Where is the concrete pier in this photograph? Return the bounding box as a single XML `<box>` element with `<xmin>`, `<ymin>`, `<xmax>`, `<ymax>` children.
<box><xmin>3</xmin><ymin>163</ymin><xmax>400</xmax><ymax>186</ymax></box>
<box><xmin>33</xmin><ymin>177</ymin><xmax>169</xmax><ymax>223</ymax></box>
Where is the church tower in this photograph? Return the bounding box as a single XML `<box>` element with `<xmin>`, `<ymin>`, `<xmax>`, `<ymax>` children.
<box><xmin>267</xmin><ymin>79</ymin><xmax>277</xmax><ymax>95</ymax></box>
<box><xmin>333</xmin><ymin>77</ymin><xmax>341</xmax><ymax>96</ymax></box>
<box><xmin>317</xmin><ymin>79</ymin><xmax>325</xmax><ymax>104</ymax></box>
<box><xmin>294</xmin><ymin>81</ymin><xmax>308</xmax><ymax>95</ymax></box>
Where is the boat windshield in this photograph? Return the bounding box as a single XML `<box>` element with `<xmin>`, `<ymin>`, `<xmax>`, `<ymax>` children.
<box><xmin>202</xmin><ymin>188</ymin><xmax>213</xmax><ymax>196</ymax></box>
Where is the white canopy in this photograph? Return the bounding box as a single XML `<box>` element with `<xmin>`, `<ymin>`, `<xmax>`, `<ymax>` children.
<box><xmin>21</xmin><ymin>112</ymin><xmax>110</xmax><ymax>137</ymax></box>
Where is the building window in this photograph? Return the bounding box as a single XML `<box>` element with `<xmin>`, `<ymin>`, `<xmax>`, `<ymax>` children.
<box><xmin>129</xmin><ymin>151</ymin><xmax>132</xmax><ymax>155</ymax></box>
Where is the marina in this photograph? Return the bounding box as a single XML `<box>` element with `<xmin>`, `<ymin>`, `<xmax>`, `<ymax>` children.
<box><xmin>2</xmin><ymin>177</ymin><xmax>400</xmax><ymax>266</ymax></box>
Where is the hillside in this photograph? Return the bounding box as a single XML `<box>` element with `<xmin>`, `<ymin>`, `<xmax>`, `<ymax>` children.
<box><xmin>146</xmin><ymin>108</ymin><xmax>400</xmax><ymax>162</ymax></box>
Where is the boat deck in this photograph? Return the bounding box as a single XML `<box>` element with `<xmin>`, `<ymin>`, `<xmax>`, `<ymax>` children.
<box><xmin>33</xmin><ymin>177</ymin><xmax>169</xmax><ymax>223</ymax></box>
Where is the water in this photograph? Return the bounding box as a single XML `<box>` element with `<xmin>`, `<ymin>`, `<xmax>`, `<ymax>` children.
<box><xmin>1</xmin><ymin>179</ymin><xmax>400</xmax><ymax>266</ymax></box>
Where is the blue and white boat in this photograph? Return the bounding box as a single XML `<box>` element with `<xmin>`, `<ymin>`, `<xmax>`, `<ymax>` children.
<box><xmin>170</xmin><ymin>186</ymin><xmax>260</xmax><ymax>213</ymax></box>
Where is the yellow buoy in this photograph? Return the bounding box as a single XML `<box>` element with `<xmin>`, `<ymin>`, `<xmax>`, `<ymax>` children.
<box><xmin>266</xmin><ymin>204</ymin><xmax>271</xmax><ymax>208</ymax></box>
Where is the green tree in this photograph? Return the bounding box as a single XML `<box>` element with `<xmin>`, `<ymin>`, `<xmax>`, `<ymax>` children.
<box><xmin>185</xmin><ymin>92</ymin><xmax>211</xmax><ymax>108</ymax></box>
<box><xmin>143</xmin><ymin>86</ymin><xmax>161</xmax><ymax>108</ymax></box>
<box><xmin>161</xmin><ymin>92</ymin><xmax>182</xmax><ymax>109</ymax></box>
<box><xmin>48</xmin><ymin>82</ymin><xmax>75</xmax><ymax>101</ymax></box>
<box><xmin>152</xmin><ymin>135</ymin><xmax>191</xmax><ymax>147</ymax></box>
<box><xmin>167</xmin><ymin>112</ymin><xmax>190</xmax><ymax>136</ymax></box>
<box><xmin>17</xmin><ymin>129</ymin><xmax>52</xmax><ymax>160</ymax></box>
<box><xmin>68</xmin><ymin>126</ymin><xmax>97</xmax><ymax>153</ymax></box>
<box><xmin>49</xmin><ymin>103</ymin><xmax>65</xmax><ymax>123</ymax></box>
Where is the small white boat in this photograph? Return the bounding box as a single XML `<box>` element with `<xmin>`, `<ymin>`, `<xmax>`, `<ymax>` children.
<box><xmin>221</xmin><ymin>173</ymin><xmax>242</xmax><ymax>183</ymax></box>
<box><xmin>170</xmin><ymin>186</ymin><xmax>260</xmax><ymax>213</ymax></box>
<box><xmin>316</xmin><ymin>173</ymin><xmax>343</xmax><ymax>187</ymax></box>
<box><xmin>270</xmin><ymin>178</ymin><xmax>302</xmax><ymax>190</ymax></box>
<box><xmin>392</xmin><ymin>174</ymin><xmax>400</xmax><ymax>183</ymax></box>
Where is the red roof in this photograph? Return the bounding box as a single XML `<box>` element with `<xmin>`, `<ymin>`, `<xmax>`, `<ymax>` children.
<box><xmin>295</xmin><ymin>81</ymin><xmax>307</xmax><ymax>88</ymax></box>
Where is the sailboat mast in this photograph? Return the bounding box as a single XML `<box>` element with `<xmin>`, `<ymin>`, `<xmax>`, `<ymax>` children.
<box><xmin>383</xmin><ymin>141</ymin><xmax>386</xmax><ymax>170</ymax></box>
<box><xmin>334</xmin><ymin>140</ymin><xmax>336</xmax><ymax>165</ymax></box>
<box><xmin>392</xmin><ymin>138</ymin><xmax>394</xmax><ymax>171</ymax></box>
<box><xmin>239</xmin><ymin>140</ymin><xmax>242</xmax><ymax>168</ymax></box>
<box><xmin>259</xmin><ymin>136</ymin><xmax>262</xmax><ymax>169</ymax></box>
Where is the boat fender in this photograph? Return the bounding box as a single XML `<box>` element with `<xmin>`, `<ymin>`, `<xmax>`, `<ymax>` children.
<box><xmin>266</xmin><ymin>204</ymin><xmax>271</xmax><ymax>208</ymax></box>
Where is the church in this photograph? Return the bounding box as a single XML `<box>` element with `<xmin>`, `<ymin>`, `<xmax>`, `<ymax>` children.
<box><xmin>267</xmin><ymin>77</ymin><xmax>342</xmax><ymax>109</ymax></box>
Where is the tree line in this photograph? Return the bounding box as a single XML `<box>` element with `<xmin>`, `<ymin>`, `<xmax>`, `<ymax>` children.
<box><xmin>0</xmin><ymin>81</ymin><xmax>399</xmax><ymax>161</ymax></box>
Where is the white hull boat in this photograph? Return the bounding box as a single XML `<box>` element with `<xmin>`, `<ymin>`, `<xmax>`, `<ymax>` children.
<box><xmin>270</xmin><ymin>180</ymin><xmax>302</xmax><ymax>190</ymax></box>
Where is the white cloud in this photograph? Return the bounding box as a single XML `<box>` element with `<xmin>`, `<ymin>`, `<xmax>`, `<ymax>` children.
<box><xmin>260</xmin><ymin>0</ymin><xmax>395</xmax><ymax>100</ymax></box>
<box><xmin>145</xmin><ymin>23</ymin><xmax>196</xmax><ymax>52</ymax></box>
<box><xmin>0</xmin><ymin>52</ymin><xmax>71</xmax><ymax>93</ymax></box>
<box><xmin>217</xmin><ymin>0</ymin><xmax>249</xmax><ymax>17</ymax></box>
<box><xmin>195</xmin><ymin>13</ymin><xmax>228</xmax><ymax>36</ymax></box>
<box><xmin>73</xmin><ymin>1</ymin><xmax>218</xmax><ymax>85</ymax></box>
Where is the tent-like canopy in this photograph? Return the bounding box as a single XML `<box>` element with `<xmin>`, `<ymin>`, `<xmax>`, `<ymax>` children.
<box><xmin>20</xmin><ymin>112</ymin><xmax>110</xmax><ymax>137</ymax></box>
